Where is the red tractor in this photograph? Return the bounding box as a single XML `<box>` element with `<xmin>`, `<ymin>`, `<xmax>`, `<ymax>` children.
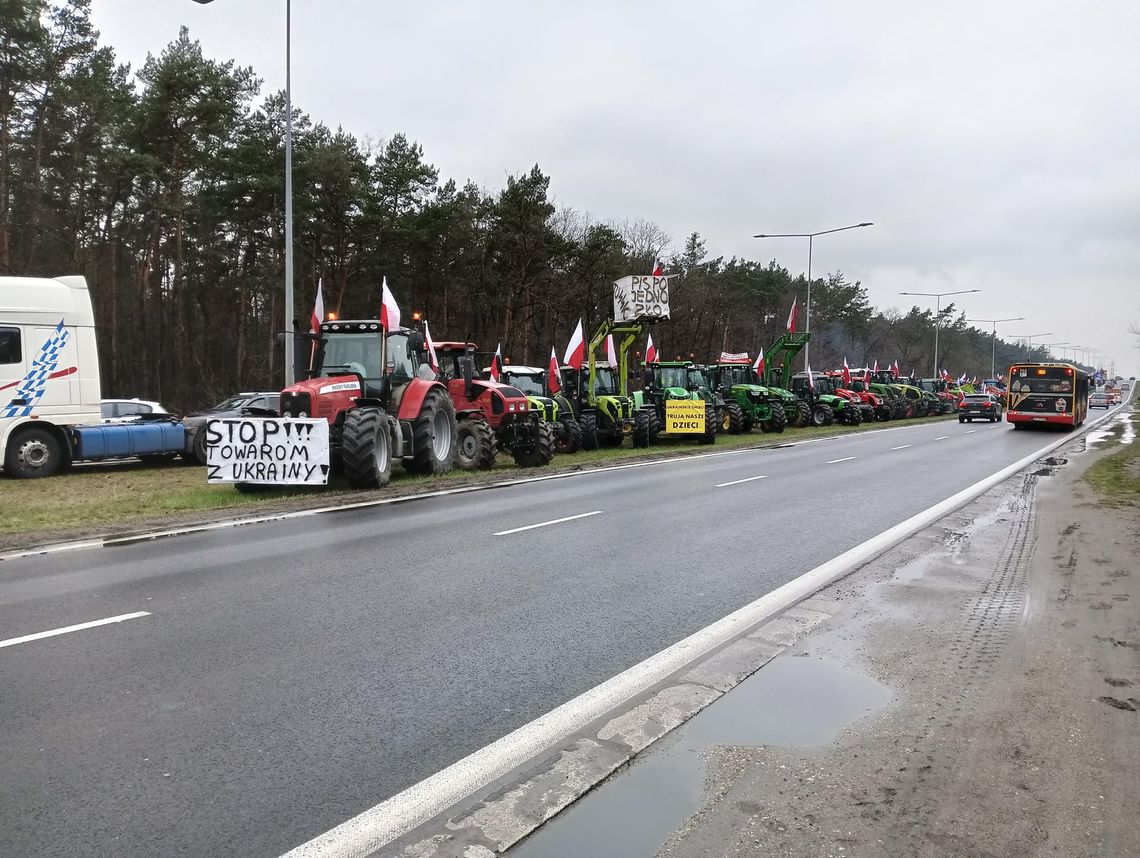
<box><xmin>433</xmin><ymin>342</ymin><xmax>556</xmax><ymax>470</ymax></box>
<box><xmin>826</xmin><ymin>371</ymin><xmax>886</xmax><ymax>422</ymax></box>
<box><xmin>277</xmin><ymin>319</ymin><xmax>456</xmax><ymax>487</ymax></box>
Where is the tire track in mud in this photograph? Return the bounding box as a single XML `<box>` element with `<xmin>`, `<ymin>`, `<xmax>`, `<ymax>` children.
<box><xmin>864</xmin><ymin>472</ymin><xmax>1042</xmax><ymax>850</ymax></box>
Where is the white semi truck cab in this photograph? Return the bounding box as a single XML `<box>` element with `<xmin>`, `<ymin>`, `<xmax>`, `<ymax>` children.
<box><xmin>1</xmin><ymin>275</ymin><xmax>184</xmax><ymax>477</ymax></box>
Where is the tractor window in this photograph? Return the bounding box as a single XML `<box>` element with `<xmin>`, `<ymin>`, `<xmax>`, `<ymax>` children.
<box><xmin>687</xmin><ymin>368</ymin><xmax>708</xmax><ymax>389</ymax></box>
<box><xmin>386</xmin><ymin>333</ymin><xmax>416</xmax><ymax>384</ymax></box>
<box><xmin>594</xmin><ymin>367</ymin><xmax>619</xmax><ymax>395</ymax></box>
<box><xmin>0</xmin><ymin>326</ymin><xmax>20</xmax><ymax>364</ymax></box>
<box><xmin>657</xmin><ymin>367</ymin><xmax>687</xmax><ymax>389</ymax></box>
<box><xmin>505</xmin><ymin>373</ymin><xmax>544</xmax><ymax>395</ymax></box>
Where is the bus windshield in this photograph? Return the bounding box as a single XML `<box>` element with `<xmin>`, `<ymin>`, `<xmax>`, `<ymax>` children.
<box><xmin>1009</xmin><ymin>366</ymin><xmax>1074</xmax><ymax>395</ymax></box>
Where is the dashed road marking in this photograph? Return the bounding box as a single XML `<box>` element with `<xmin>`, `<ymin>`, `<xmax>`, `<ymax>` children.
<box><xmin>0</xmin><ymin>611</ymin><xmax>151</xmax><ymax>650</ymax></box>
<box><xmin>494</xmin><ymin>511</ymin><xmax>603</xmax><ymax>536</ymax></box>
<box><xmin>826</xmin><ymin>456</ymin><xmax>857</xmax><ymax>464</ymax></box>
<box><xmin>934</xmin><ymin>436</ymin><xmax>949</xmax><ymax>441</ymax></box>
<box><xmin>715</xmin><ymin>475</ymin><xmax>768</xmax><ymax>488</ymax></box>
<box><xmin>892</xmin><ymin>445</ymin><xmax>912</xmax><ymax>450</ymax></box>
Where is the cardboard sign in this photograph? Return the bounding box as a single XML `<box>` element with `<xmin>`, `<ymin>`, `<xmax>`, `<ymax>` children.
<box><xmin>613</xmin><ymin>275</ymin><xmax>670</xmax><ymax>322</ymax></box>
<box><xmin>205</xmin><ymin>418</ymin><xmax>330</xmax><ymax>485</ymax></box>
<box><xmin>665</xmin><ymin>399</ymin><xmax>706</xmax><ymax>433</ymax></box>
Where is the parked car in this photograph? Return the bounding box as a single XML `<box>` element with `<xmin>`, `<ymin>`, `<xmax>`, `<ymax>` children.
<box><xmin>101</xmin><ymin>398</ymin><xmax>170</xmax><ymax>423</ymax></box>
<box><xmin>1089</xmin><ymin>392</ymin><xmax>1112</xmax><ymax>409</ymax></box>
<box><xmin>183</xmin><ymin>392</ymin><xmax>281</xmax><ymax>464</ymax></box>
<box><xmin>958</xmin><ymin>393</ymin><xmax>1003</xmax><ymax>423</ymax></box>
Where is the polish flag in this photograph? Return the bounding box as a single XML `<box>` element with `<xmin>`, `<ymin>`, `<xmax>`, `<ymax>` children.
<box><xmin>424</xmin><ymin>320</ymin><xmax>439</xmax><ymax>373</ymax></box>
<box><xmin>842</xmin><ymin>356</ymin><xmax>852</xmax><ymax>387</ymax></box>
<box><xmin>606</xmin><ymin>334</ymin><xmax>618</xmax><ymax>367</ymax></box>
<box><xmin>645</xmin><ymin>333</ymin><xmax>658</xmax><ymax>365</ymax></box>
<box><xmin>863</xmin><ymin>366</ymin><xmax>871</xmax><ymax>384</ymax></box>
<box><xmin>873</xmin><ymin>358</ymin><xmax>880</xmax><ymax>374</ymax></box>
<box><xmin>380</xmin><ymin>277</ymin><xmax>401</xmax><ymax>330</ymax></box>
<box><xmin>786</xmin><ymin>297</ymin><xmax>799</xmax><ymax>333</ymax></box>
<box><xmin>564</xmin><ymin>319</ymin><xmax>585</xmax><ymax>370</ymax></box>
<box><xmin>893</xmin><ymin>360</ymin><xmax>900</xmax><ymax>378</ymax></box>
<box><xmin>753</xmin><ymin>347</ymin><xmax>765</xmax><ymax>377</ymax></box>
<box><xmin>310</xmin><ymin>278</ymin><xmax>325</xmax><ymax>333</ymax></box>
<box><xmin>547</xmin><ymin>347</ymin><xmax>561</xmax><ymax>394</ymax></box>
<box><xmin>806</xmin><ymin>362</ymin><xmax>815</xmax><ymax>389</ymax></box>
<box><xmin>652</xmin><ymin>258</ymin><xmax>664</xmax><ymax>277</ymax></box>
<box><xmin>489</xmin><ymin>343</ymin><xmax>502</xmax><ymax>382</ymax></box>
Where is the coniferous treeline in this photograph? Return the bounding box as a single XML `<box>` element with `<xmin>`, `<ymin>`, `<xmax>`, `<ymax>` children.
<box><xmin>1</xmin><ymin>2</ymin><xmax>1069</xmax><ymax>410</ymax></box>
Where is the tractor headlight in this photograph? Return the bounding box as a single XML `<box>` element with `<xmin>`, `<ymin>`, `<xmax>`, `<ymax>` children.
<box><xmin>298</xmin><ymin>410</ymin><xmax>308</xmax><ymax>418</ymax></box>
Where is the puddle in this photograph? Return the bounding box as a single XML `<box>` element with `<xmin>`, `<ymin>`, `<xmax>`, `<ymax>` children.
<box><xmin>1082</xmin><ymin>415</ymin><xmax>1134</xmax><ymax>451</ymax></box>
<box><xmin>510</xmin><ymin>656</ymin><xmax>890</xmax><ymax>858</ymax></box>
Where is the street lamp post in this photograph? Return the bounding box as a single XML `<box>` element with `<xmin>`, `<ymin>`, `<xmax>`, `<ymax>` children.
<box><xmin>967</xmin><ymin>316</ymin><xmax>1024</xmax><ymax>381</ymax></box>
<box><xmin>192</xmin><ymin>0</ymin><xmax>295</xmax><ymax>386</ymax></box>
<box><xmin>753</xmin><ymin>222</ymin><xmax>873</xmax><ymax>371</ymax></box>
<box><xmin>899</xmin><ymin>289</ymin><xmax>981</xmax><ymax>377</ymax></box>
<box><xmin>1010</xmin><ymin>332</ymin><xmax>1053</xmax><ymax>360</ymax></box>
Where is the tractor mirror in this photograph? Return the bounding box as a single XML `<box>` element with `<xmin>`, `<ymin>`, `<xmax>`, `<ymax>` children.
<box><xmin>408</xmin><ymin>331</ymin><xmax>425</xmax><ymax>353</ymax></box>
<box><xmin>643</xmin><ymin>369</ymin><xmax>653</xmax><ymax>387</ymax></box>
<box><xmin>460</xmin><ymin>355</ymin><xmax>475</xmax><ymax>397</ymax></box>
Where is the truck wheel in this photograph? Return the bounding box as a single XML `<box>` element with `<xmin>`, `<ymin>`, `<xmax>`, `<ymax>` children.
<box><xmin>513</xmin><ymin>421</ymin><xmax>555</xmax><ymax>467</ymax></box>
<box><xmin>699</xmin><ymin>404</ymin><xmax>717</xmax><ymax>444</ymax></box>
<box><xmin>811</xmin><ymin>403</ymin><xmax>834</xmax><ymax>427</ymax></box>
<box><xmin>555</xmin><ymin>418</ymin><xmax>582</xmax><ymax>454</ymax></box>
<box><xmin>342</xmin><ymin>406</ymin><xmax>394</xmax><ymax>488</ymax></box>
<box><xmin>760</xmin><ymin>402</ymin><xmax>786</xmax><ymax>433</ymax></box>
<box><xmin>3</xmin><ymin>426</ymin><xmax>64</xmax><ymax>478</ymax></box>
<box><xmin>407</xmin><ymin>388</ymin><xmax>456</xmax><ymax>474</ymax></box>
<box><xmin>578</xmin><ymin>411</ymin><xmax>599</xmax><ymax>450</ymax></box>
<box><xmin>455</xmin><ymin>418</ymin><xmax>497</xmax><ymax>470</ymax></box>
<box><xmin>632</xmin><ymin>409</ymin><xmax>653</xmax><ymax>448</ymax></box>
<box><xmin>722</xmin><ymin>402</ymin><xmax>745</xmax><ymax>434</ymax></box>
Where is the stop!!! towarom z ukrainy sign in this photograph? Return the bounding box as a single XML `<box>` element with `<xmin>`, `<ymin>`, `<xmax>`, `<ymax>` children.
<box><xmin>612</xmin><ymin>275</ymin><xmax>670</xmax><ymax>323</ymax></box>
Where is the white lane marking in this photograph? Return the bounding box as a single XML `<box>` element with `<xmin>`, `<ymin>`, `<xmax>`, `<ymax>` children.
<box><xmin>891</xmin><ymin>444</ymin><xmax>912</xmax><ymax>450</ymax></box>
<box><xmin>826</xmin><ymin>456</ymin><xmax>856</xmax><ymax>464</ymax></box>
<box><xmin>965</xmin><ymin>429</ymin><xmax>977</xmax><ymax>434</ymax></box>
<box><xmin>280</xmin><ymin>412</ymin><xmax>1109</xmax><ymax>858</ymax></box>
<box><xmin>0</xmin><ymin>611</ymin><xmax>151</xmax><ymax>650</ymax></box>
<box><xmin>934</xmin><ymin>436</ymin><xmax>949</xmax><ymax>441</ymax></box>
<box><xmin>493</xmin><ymin>511</ymin><xmax>602</xmax><ymax>536</ymax></box>
<box><xmin>715</xmin><ymin>475</ymin><xmax>768</xmax><ymax>487</ymax></box>
<box><xmin>0</xmin><ymin>418</ymin><xmax>973</xmax><ymax>562</ymax></box>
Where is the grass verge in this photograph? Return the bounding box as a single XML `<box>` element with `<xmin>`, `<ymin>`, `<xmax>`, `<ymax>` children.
<box><xmin>1083</xmin><ymin>414</ymin><xmax>1140</xmax><ymax>507</ymax></box>
<box><xmin>0</xmin><ymin>412</ymin><xmax>957</xmax><ymax>548</ymax></box>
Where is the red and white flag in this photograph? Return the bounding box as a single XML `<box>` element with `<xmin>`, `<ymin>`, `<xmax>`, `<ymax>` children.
<box><xmin>564</xmin><ymin>319</ymin><xmax>585</xmax><ymax>370</ymax></box>
<box><xmin>423</xmin><ymin>320</ymin><xmax>439</xmax><ymax>373</ymax></box>
<box><xmin>753</xmin><ymin>347</ymin><xmax>765</xmax><ymax>376</ymax></box>
<box><xmin>863</xmin><ymin>366</ymin><xmax>871</xmax><ymax>384</ymax></box>
<box><xmin>644</xmin><ymin>333</ymin><xmax>658</xmax><ymax>365</ymax></box>
<box><xmin>786</xmin><ymin>296</ymin><xmax>799</xmax><ymax>333</ymax></box>
<box><xmin>310</xmin><ymin>278</ymin><xmax>325</xmax><ymax>333</ymax></box>
<box><xmin>547</xmin><ymin>347</ymin><xmax>561</xmax><ymax>394</ymax></box>
<box><xmin>380</xmin><ymin>276</ymin><xmax>401</xmax><ymax>330</ymax></box>
<box><xmin>842</xmin><ymin>356</ymin><xmax>852</xmax><ymax>387</ymax></box>
<box><xmin>652</xmin><ymin>258</ymin><xmax>664</xmax><ymax>277</ymax></box>
<box><xmin>806</xmin><ymin>362</ymin><xmax>815</xmax><ymax>389</ymax></box>
<box><xmin>489</xmin><ymin>343</ymin><xmax>502</xmax><ymax>382</ymax></box>
<box><xmin>873</xmin><ymin>358</ymin><xmax>880</xmax><ymax>374</ymax></box>
<box><xmin>892</xmin><ymin>360</ymin><xmax>900</xmax><ymax>377</ymax></box>
<box><xmin>606</xmin><ymin>333</ymin><xmax>618</xmax><ymax>367</ymax></box>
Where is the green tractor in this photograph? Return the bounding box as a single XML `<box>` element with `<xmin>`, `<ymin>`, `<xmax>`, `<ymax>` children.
<box><xmin>633</xmin><ymin>361</ymin><xmax>718</xmax><ymax>444</ymax></box>
<box><xmin>706</xmin><ymin>360</ymin><xmax>787</xmax><ymax>433</ymax></box>
<box><xmin>789</xmin><ymin>371</ymin><xmax>862</xmax><ymax>426</ymax></box>
<box><xmin>857</xmin><ymin>369</ymin><xmax>909</xmax><ymax>419</ymax></box>
<box><xmin>497</xmin><ymin>364</ymin><xmax>583</xmax><ymax>453</ymax></box>
<box><xmin>558</xmin><ymin>320</ymin><xmax>653</xmax><ymax>449</ymax></box>
<box><xmin>760</xmin><ymin>332</ymin><xmax>848</xmax><ymax>427</ymax></box>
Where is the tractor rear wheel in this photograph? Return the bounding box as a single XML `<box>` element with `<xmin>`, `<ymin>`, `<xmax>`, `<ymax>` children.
<box><xmin>699</xmin><ymin>403</ymin><xmax>717</xmax><ymax>444</ymax></box>
<box><xmin>795</xmin><ymin>400</ymin><xmax>812</xmax><ymax>427</ymax></box>
<box><xmin>842</xmin><ymin>404</ymin><xmax>861</xmax><ymax>425</ymax></box>
<box><xmin>555</xmin><ymin>418</ymin><xmax>582</xmax><ymax>454</ymax></box>
<box><xmin>632</xmin><ymin>409</ymin><xmax>653</xmax><ymax>448</ymax></box>
<box><xmin>407</xmin><ymin>388</ymin><xmax>456</xmax><ymax>475</ymax></box>
<box><xmin>721</xmin><ymin>402</ymin><xmax>745</xmax><ymax>434</ymax></box>
<box><xmin>811</xmin><ymin>403</ymin><xmax>834</xmax><ymax>426</ymax></box>
<box><xmin>513</xmin><ymin>421</ymin><xmax>556</xmax><ymax>467</ymax></box>
<box><xmin>578</xmin><ymin>411</ymin><xmax>599</xmax><ymax>450</ymax></box>
<box><xmin>455</xmin><ymin>418</ymin><xmax>496</xmax><ymax>470</ymax></box>
<box><xmin>342</xmin><ymin>406</ymin><xmax>394</xmax><ymax>488</ymax></box>
<box><xmin>760</xmin><ymin>402</ymin><xmax>786</xmax><ymax>433</ymax></box>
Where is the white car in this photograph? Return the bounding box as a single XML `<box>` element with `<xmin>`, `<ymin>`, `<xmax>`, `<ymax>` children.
<box><xmin>100</xmin><ymin>398</ymin><xmax>170</xmax><ymax>423</ymax></box>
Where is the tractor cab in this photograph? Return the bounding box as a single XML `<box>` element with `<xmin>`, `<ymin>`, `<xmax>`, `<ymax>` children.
<box><xmin>431</xmin><ymin>341</ymin><xmax>530</xmax><ymax>420</ymax></box>
<box><xmin>497</xmin><ymin>365</ymin><xmax>558</xmax><ymax>424</ymax></box>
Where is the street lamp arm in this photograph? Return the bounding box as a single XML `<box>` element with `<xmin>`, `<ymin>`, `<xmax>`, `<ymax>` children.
<box><xmin>754</xmin><ymin>222</ymin><xmax>873</xmax><ymax>240</ymax></box>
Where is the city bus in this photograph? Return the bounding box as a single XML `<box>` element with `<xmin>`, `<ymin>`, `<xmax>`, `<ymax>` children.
<box><xmin>1006</xmin><ymin>362</ymin><xmax>1090</xmax><ymax>429</ymax></box>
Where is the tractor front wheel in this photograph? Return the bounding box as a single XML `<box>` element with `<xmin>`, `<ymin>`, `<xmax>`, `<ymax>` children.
<box><xmin>811</xmin><ymin>403</ymin><xmax>834</xmax><ymax>427</ymax></box>
<box><xmin>699</xmin><ymin>404</ymin><xmax>717</xmax><ymax>444</ymax></box>
<box><xmin>578</xmin><ymin>411</ymin><xmax>599</xmax><ymax>450</ymax></box>
<box><xmin>632</xmin><ymin>409</ymin><xmax>653</xmax><ymax>448</ymax></box>
<box><xmin>407</xmin><ymin>388</ymin><xmax>456</xmax><ymax>475</ymax></box>
<box><xmin>722</xmin><ymin>402</ymin><xmax>745</xmax><ymax>434</ymax></box>
<box><xmin>455</xmin><ymin>418</ymin><xmax>496</xmax><ymax>470</ymax></box>
<box><xmin>555</xmin><ymin>418</ymin><xmax>582</xmax><ymax>454</ymax></box>
<box><xmin>795</xmin><ymin>400</ymin><xmax>812</xmax><ymax>427</ymax></box>
<box><xmin>342</xmin><ymin>407</ymin><xmax>394</xmax><ymax>488</ymax></box>
<box><xmin>513</xmin><ymin>421</ymin><xmax>556</xmax><ymax>467</ymax></box>
<box><xmin>760</xmin><ymin>402</ymin><xmax>787</xmax><ymax>433</ymax></box>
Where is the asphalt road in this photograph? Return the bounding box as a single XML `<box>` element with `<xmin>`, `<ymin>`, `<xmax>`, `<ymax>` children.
<box><xmin>0</xmin><ymin>416</ymin><xmax>1099</xmax><ymax>857</ymax></box>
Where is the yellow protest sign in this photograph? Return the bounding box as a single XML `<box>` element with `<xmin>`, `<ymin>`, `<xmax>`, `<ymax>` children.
<box><xmin>665</xmin><ymin>399</ymin><xmax>706</xmax><ymax>433</ymax></box>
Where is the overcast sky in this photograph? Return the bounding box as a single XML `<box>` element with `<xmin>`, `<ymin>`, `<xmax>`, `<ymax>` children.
<box><xmin>93</xmin><ymin>0</ymin><xmax>1139</xmax><ymax>375</ymax></box>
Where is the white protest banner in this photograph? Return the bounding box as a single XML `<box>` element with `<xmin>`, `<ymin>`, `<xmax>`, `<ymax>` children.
<box><xmin>613</xmin><ymin>275</ymin><xmax>670</xmax><ymax>323</ymax></box>
<box><xmin>205</xmin><ymin>418</ymin><xmax>330</xmax><ymax>485</ymax></box>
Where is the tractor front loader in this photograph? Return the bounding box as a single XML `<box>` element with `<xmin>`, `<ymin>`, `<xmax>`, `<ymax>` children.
<box><xmin>706</xmin><ymin>360</ymin><xmax>787</xmax><ymax>433</ymax></box>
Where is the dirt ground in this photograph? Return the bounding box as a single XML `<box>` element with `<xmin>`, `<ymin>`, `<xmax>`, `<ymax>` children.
<box><xmin>656</xmin><ymin>428</ymin><xmax>1139</xmax><ymax>857</ymax></box>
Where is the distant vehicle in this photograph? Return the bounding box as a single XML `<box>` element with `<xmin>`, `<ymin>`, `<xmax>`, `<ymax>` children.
<box><xmin>100</xmin><ymin>398</ymin><xmax>170</xmax><ymax>423</ymax></box>
<box><xmin>183</xmin><ymin>392</ymin><xmax>281</xmax><ymax>464</ymax></box>
<box><xmin>958</xmin><ymin>393</ymin><xmax>1003</xmax><ymax>423</ymax></box>
<box><xmin>1089</xmin><ymin>392</ymin><xmax>1111</xmax><ymax>409</ymax></box>
<box><xmin>1006</xmin><ymin>363</ymin><xmax>1090</xmax><ymax>430</ymax></box>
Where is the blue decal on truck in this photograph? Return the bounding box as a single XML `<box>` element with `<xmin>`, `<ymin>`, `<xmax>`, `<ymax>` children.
<box><xmin>2</xmin><ymin>320</ymin><xmax>73</xmax><ymax>418</ymax></box>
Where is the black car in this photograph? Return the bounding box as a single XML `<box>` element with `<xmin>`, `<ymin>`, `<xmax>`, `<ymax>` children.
<box><xmin>958</xmin><ymin>393</ymin><xmax>1003</xmax><ymax>423</ymax></box>
<box><xmin>184</xmin><ymin>392</ymin><xmax>281</xmax><ymax>463</ymax></box>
